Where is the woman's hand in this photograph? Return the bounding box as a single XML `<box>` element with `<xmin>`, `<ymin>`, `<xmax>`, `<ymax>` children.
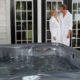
<box><xmin>53</xmin><ymin>37</ymin><xmax>56</xmax><ymax>40</ymax></box>
<box><xmin>67</xmin><ymin>34</ymin><xmax>70</xmax><ymax>39</ymax></box>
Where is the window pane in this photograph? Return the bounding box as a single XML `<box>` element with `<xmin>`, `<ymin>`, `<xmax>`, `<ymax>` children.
<box><xmin>78</xmin><ymin>30</ymin><xmax>80</xmax><ymax>38</ymax></box>
<box><xmin>22</xmin><ymin>32</ymin><xmax>27</xmax><ymax>40</ymax></box>
<box><xmin>27</xmin><ymin>2</ymin><xmax>32</xmax><ymax>10</ymax></box>
<box><xmin>28</xmin><ymin>12</ymin><xmax>32</xmax><ymax>20</ymax></box>
<box><xmin>22</xmin><ymin>2</ymin><xmax>26</xmax><ymax>10</ymax></box>
<box><xmin>47</xmin><ymin>2</ymin><xmax>51</xmax><ymax>10</ymax></box>
<box><xmin>47</xmin><ymin>21</ymin><xmax>49</xmax><ymax>30</ymax></box>
<box><xmin>73</xmin><ymin>21</ymin><xmax>76</xmax><ymax>29</ymax></box>
<box><xmin>52</xmin><ymin>2</ymin><xmax>56</xmax><ymax>10</ymax></box>
<box><xmin>78</xmin><ymin>11</ymin><xmax>80</xmax><ymax>21</ymax></box>
<box><xmin>72</xmin><ymin>30</ymin><xmax>76</xmax><ymax>38</ymax></box>
<box><xmin>16</xmin><ymin>12</ymin><xmax>21</xmax><ymax>21</ymax></box>
<box><xmin>28</xmin><ymin>31</ymin><xmax>32</xmax><ymax>40</ymax></box>
<box><xmin>78</xmin><ymin>11</ymin><xmax>80</xmax><ymax>19</ymax></box>
<box><xmin>22</xmin><ymin>12</ymin><xmax>26</xmax><ymax>20</ymax></box>
<box><xmin>73</xmin><ymin>11</ymin><xmax>77</xmax><ymax>21</ymax></box>
<box><xmin>78</xmin><ymin>3</ymin><xmax>80</xmax><ymax>10</ymax></box>
<box><xmin>58</xmin><ymin>2</ymin><xmax>62</xmax><ymax>10</ymax></box>
<box><xmin>16</xmin><ymin>1</ymin><xmax>20</xmax><ymax>10</ymax></box>
<box><xmin>16</xmin><ymin>22</ymin><xmax>21</xmax><ymax>30</ymax></box>
<box><xmin>77</xmin><ymin>39</ymin><xmax>80</xmax><ymax>47</ymax></box>
<box><xmin>17</xmin><ymin>32</ymin><xmax>21</xmax><ymax>40</ymax></box>
<box><xmin>73</xmin><ymin>3</ymin><xmax>77</xmax><ymax>10</ymax></box>
<box><xmin>78</xmin><ymin>21</ymin><xmax>80</xmax><ymax>29</ymax></box>
<box><xmin>22</xmin><ymin>41</ymin><xmax>27</xmax><ymax>44</ymax></box>
<box><xmin>17</xmin><ymin>41</ymin><xmax>21</xmax><ymax>44</ymax></box>
<box><xmin>47</xmin><ymin>31</ymin><xmax>51</xmax><ymax>39</ymax></box>
<box><xmin>22</xmin><ymin>22</ymin><xmax>27</xmax><ymax>30</ymax></box>
<box><xmin>28</xmin><ymin>22</ymin><xmax>32</xmax><ymax>30</ymax></box>
<box><xmin>72</xmin><ymin>39</ymin><xmax>76</xmax><ymax>47</ymax></box>
<box><xmin>28</xmin><ymin>41</ymin><xmax>32</xmax><ymax>43</ymax></box>
<box><xmin>47</xmin><ymin>11</ymin><xmax>51</xmax><ymax>20</ymax></box>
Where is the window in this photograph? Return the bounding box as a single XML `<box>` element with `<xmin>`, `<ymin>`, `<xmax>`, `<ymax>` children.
<box><xmin>46</xmin><ymin>0</ymin><xmax>63</xmax><ymax>43</ymax></box>
<box><xmin>15</xmin><ymin>0</ymin><xmax>33</xmax><ymax>44</ymax></box>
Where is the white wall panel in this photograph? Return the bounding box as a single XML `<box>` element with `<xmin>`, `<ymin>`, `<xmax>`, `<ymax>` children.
<box><xmin>0</xmin><ymin>0</ymin><xmax>11</xmax><ymax>44</ymax></box>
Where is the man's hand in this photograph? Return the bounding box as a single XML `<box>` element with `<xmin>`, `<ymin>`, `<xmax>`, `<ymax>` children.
<box><xmin>67</xmin><ymin>34</ymin><xmax>70</xmax><ymax>38</ymax></box>
<box><xmin>53</xmin><ymin>37</ymin><xmax>56</xmax><ymax>40</ymax></box>
<box><xmin>67</xmin><ymin>30</ymin><xmax>71</xmax><ymax>39</ymax></box>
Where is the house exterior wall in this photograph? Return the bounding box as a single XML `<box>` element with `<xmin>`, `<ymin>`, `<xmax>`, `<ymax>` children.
<box><xmin>0</xmin><ymin>0</ymin><xmax>80</xmax><ymax>50</ymax></box>
<box><xmin>0</xmin><ymin>0</ymin><xmax>11</xmax><ymax>44</ymax></box>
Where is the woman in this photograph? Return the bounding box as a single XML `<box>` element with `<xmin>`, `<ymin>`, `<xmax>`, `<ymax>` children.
<box><xmin>49</xmin><ymin>10</ymin><xmax>61</xmax><ymax>43</ymax></box>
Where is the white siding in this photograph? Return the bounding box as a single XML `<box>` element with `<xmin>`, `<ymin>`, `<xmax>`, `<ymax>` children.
<box><xmin>38</xmin><ymin>0</ymin><xmax>42</xmax><ymax>43</ymax></box>
<box><xmin>0</xmin><ymin>0</ymin><xmax>11</xmax><ymax>44</ymax></box>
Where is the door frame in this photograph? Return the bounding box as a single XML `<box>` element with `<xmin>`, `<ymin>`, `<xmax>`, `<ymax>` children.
<box><xmin>10</xmin><ymin>0</ymin><xmax>15</xmax><ymax>44</ymax></box>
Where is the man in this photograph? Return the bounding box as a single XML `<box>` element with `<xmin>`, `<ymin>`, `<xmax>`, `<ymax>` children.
<box><xmin>59</xmin><ymin>4</ymin><xmax>72</xmax><ymax>46</ymax></box>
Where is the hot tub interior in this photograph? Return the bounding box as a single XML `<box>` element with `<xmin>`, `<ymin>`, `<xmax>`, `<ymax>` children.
<box><xmin>0</xmin><ymin>43</ymin><xmax>80</xmax><ymax>80</ymax></box>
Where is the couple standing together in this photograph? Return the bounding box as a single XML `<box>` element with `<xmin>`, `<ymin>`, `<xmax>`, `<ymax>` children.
<box><xmin>49</xmin><ymin>4</ymin><xmax>72</xmax><ymax>46</ymax></box>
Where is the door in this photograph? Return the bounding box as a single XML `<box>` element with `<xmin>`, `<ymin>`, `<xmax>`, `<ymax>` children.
<box><xmin>15</xmin><ymin>0</ymin><xmax>33</xmax><ymax>44</ymax></box>
<box><xmin>71</xmin><ymin>0</ymin><xmax>80</xmax><ymax>50</ymax></box>
<box><xmin>11</xmin><ymin>0</ymin><xmax>38</xmax><ymax>44</ymax></box>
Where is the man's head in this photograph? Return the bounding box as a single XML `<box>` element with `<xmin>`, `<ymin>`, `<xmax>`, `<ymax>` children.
<box><xmin>60</xmin><ymin>4</ymin><xmax>67</xmax><ymax>13</ymax></box>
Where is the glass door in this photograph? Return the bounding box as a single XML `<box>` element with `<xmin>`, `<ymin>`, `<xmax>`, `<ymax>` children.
<box><xmin>46</xmin><ymin>0</ymin><xmax>63</xmax><ymax>43</ymax></box>
<box><xmin>72</xmin><ymin>0</ymin><xmax>80</xmax><ymax>50</ymax></box>
<box><xmin>15</xmin><ymin>0</ymin><xmax>33</xmax><ymax>44</ymax></box>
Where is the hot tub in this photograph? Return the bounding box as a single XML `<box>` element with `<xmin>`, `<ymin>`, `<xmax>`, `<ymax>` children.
<box><xmin>0</xmin><ymin>43</ymin><xmax>80</xmax><ymax>80</ymax></box>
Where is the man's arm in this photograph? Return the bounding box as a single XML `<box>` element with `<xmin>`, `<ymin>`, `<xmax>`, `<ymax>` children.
<box><xmin>67</xmin><ymin>14</ymin><xmax>72</xmax><ymax>39</ymax></box>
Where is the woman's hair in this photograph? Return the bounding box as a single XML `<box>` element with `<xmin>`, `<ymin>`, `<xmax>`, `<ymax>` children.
<box><xmin>60</xmin><ymin>4</ymin><xmax>67</xmax><ymax>10</ymax></box>
<box><xmin>50</xmin><ymin>9</ymin><xmax>56</xmax><ymax>16</ymax></box>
